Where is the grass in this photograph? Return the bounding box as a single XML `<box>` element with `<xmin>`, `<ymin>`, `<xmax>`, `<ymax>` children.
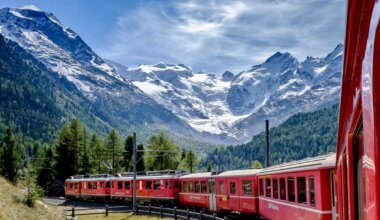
<box><xmin>78</xmin><ymin>213</ymin><xmax>171</xmax><ymax>220</ymax></box>
<box><xmin>0</xmin><ymin>177</ymin><xmax>63</xmax><ymax>220</ymax></box>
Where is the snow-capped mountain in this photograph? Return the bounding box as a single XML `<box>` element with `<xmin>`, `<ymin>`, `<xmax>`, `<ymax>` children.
<box><xmin>108</xmin><ymin>44</ymin><xmax>343</xmax><ymax>142</ymax></box>
<box><xmin>0</xmin><ymin>5</ymin><xmax>342</xmax><ymax>144</ymax></box>
<box><xmin>0</xmin><ymin>5</ymin><xmax>201</xmax><ymax>142</ymax></box>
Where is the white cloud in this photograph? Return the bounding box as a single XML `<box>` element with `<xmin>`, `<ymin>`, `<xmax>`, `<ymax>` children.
<box><xmin>99</xmin><ymin>0</ymin><xmax>345</xmax><ymax>74</ymax></box>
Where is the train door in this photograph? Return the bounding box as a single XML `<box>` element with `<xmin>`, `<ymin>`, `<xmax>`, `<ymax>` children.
<box><xmin>352</xmin><ymin>120</ymin><xmax>365</xmax><ymax>220</ymax></box>
<box><xmin>227</xmin><ymin>178</ymin><xmax>240</xmax><ymax>210</ymax></box>
<box><xmin>209</xmin><ymin>178</ymin><xmax>217</xmax><ymax>212</ymax></box>
<box><xmin>330</xmin><ymin>170</ymin><xmax>336</xmax><ymax>220</ymax></box>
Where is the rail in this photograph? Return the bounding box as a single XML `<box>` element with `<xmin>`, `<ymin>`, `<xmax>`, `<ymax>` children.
<box><xmin>64</xmin><ymin>204</ymin><xmax>225</xmax><ymax>220</ymax></box>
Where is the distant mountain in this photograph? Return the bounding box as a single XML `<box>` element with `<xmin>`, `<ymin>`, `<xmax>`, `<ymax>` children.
<box><xmin>0</xmin><ymin>6</ymin><xmax>215</xmax><ymax>148</ymax></box>
<box><xmin>199</xmin><ymin>104</ymin><xmax>338</xmax><ymax>171</ymax></box>
<box><xmin>110</xmin><ymin>44</ymin><xmax>342</xmax><ymax>143</ymax></box>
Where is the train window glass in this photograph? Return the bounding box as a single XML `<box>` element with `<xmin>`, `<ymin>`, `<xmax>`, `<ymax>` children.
<box><xmin>183</xmin><ymin>181</ymin><xmax>188</xmax><ymax>192</ymax></box>
<box><xmin>88</xmin><ymin>182</ymin><xmax>92</xmax><ymax>189</ymax></box>
<box><xmin>125</xmin><ymin>181</ymin><xmax>130</xmax><ymax>189</ymax></box>
<box><xmin>209</xmin><ymin>180</ymin><xmax>215</xmax><ymax>193</ymax></box>
<box><xmin>287</xmin><ymin>177</ymin><xmax>295</xmax><ymax>202</ymax></box>
<box><xmin>280</xmin><ymin>178</ymin><xmax>286</xmax><ymax>200</ymax></box>
<box><xmin>146</xmin><ymin>181</ymin><xmax>152</xmax><ymax>190</ymax></box>
<box><xmin>201</xmin><ymin>181</ymin><xmax>207</xmax><ymax>193</ymax></box>
<box><xmin>100</xmin><ymin>182</ymin><xmax>104</xmax><ymax>188</ymax></box>
<box><xmin>273</xmin><ymin>178</ymin><xmax>278</xmax><ymax>199</ymax></box>
<box><xmin>70</xmin><ymin>183</ymin><xmax>73</xmax><ymax>189</ymax></box>
<box><xmin>174</xmin><ymin>181</ymin><xmax>179</xmax><ymax>189</ymax></box>
<box><xmin>219</xmin><ymin>181</ymin><xmax>225</xmax><ymax>194</ymax></box>
<box><xmin>230</xmin><ymin>182</ymin><xmax>236</xmax><ymax>194</ymax></box>
<box><xmin>259</xmin><ymin>179</ymin><xmax>264</xmax><ymax>196</ymax></box>
<box><xmin>154</xmin><ymin>180</ymin><xmax>161</xmax><ymax>190</ymax></box>
<box><xmin>242</xmin><ymin>180</ymin><xmax>252</xmax><ymax>196</ymax></box>
<box><xmin>93</xmin><ymin>182</ymin><xmax>98</xmax><ymax>189</ymax></box>
<box><xmin>297</xmin><ymin>177</ymin><xmax>306</xmax><ymax>204</ymax></box>
<box><xmin>118</xmin><ymin>181</ymin><xmax>123</xmax><ymax>189</ymax></box>
<box><xmin>74</xmin><ymin>183</ymin><xmax>78</xmax><ymax>189</ymax></box>
<box><xmin>265</xmin><ymin>179</ymin><xmax>271</xmax><ymax>197</ymax></box>
<box><xmin>189</xmin><ymin>181</ymin><xmax>194</xmax><ymax>192</ymax></box>
<box><xmin>309</xmin><ymin>176</ymin><xmax>315</xmax><ymax>206</ymax></box>
<box><xmin>106</xmin><ymin>181</ymin><xmax>110</xmax><ymax>188</ymax></box>
<box><xmin>166</xmin><ymin>180</ymin><xmax>172</xmax><ymax>189</ymax></box>
<box><xmin>195</xmin><ymin>181</ymin><xmax>200</xmax><ymax>193</ymax></box>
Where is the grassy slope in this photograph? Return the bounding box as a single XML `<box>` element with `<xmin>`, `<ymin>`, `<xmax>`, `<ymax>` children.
<box><xmin>0</xmin><ymin>177</ymin><xmax>63</xmax><ymax>220</ymax></box>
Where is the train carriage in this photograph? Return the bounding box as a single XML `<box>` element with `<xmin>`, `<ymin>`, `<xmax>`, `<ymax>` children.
<box><xmin>179</xmin><ymin>172</ymin><xmax>218</xmax><ymax>212</ymax></box>
<box><xmin>257</xmin><ymin>154</ymin><xmax>336</xmax><ymax>220</ymax></box>
<box><xmin>214</xmin><ymin>169</ymin><xmax>260</xmax><ymax>215</ymax></box>
<box><xmin>110</xmin><ymin>170</ymin><xmax>184</xmax><ymax>206</ymax></box>
<box><xmin>65</xmin><ymin>174</ymin><xmax>112</xmax><ymax>200</ymax></box>
<box><xmin>336</xmin><ymin>0</ymin><xmax>380</xmax><ymax>219</ymax></box>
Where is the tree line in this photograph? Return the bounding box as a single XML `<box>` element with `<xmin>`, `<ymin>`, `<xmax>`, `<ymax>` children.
<box><xmin>0</xmin><ymin>118</ymin><xmax>199</xmax><ymax>197</ymax></box>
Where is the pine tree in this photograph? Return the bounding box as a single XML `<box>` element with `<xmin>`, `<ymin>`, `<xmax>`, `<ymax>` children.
<box><xmin>1</xmin><ymin>127</ymin><xmax>20</xmax><ymax>183</ymax></box>
<box><xmin>206</xmin><ymin>163</ymin><xmax>212</xmax><ymax>172</ymax></box>
<box><xmin>136</xmin><ymin>144</ymin><xmax>145</xmax><ymax>172</ymax></box>
<box><xmin>69</xmin><ymin>119</ymin><xmax>83</xmax><ymax>174</ymax></box>
<box><xmin>123</xmin><ymin>135</ymin><xmax>133</xmax><ymax>172</ymax></box>
<box><xmin>184</xmin><ymin>150</ymin><xmax>198</xmax><ymax>173</ymax></box>
<box><xmin>81</xmin><ymin>126</ymin><xmax>90</xmax><ymax>174</ymax></box>
<box><xmin>89</xmin><ymin>134</ymin><xmax>103</xmax><ymax>173</ymax></box>
<box><xmin>145</xmin><ymin>132</ymin><xmax>179</xmax><ymax>171</ymax></box>
<box><xmin>37</xmin><ymin>148</ymin><xmax>55</xmax><ymax>192</ymax></box>
<box><xmin>55</xmin><ymin>125</ymin><xmax>74</xmax><ymax>180</ymax></box>
<box><xmin>181</xmin><ymin>148</ymin><xmax>186</xmax><ymax>160</ymax></box>
<box><xmin>104</xmin><ymin>129</ymin><xmax>122</xmax><ymax>173</ymax></box>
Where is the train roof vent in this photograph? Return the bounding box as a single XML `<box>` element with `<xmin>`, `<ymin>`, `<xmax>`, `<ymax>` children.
<box><xmin>146</xmin><ymin>170</ymin><xmax>188</xmax><ymax>176</ymax></box>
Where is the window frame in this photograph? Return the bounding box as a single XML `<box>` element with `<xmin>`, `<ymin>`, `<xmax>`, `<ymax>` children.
<box><xmin>259</xmin><ymin>179</ymin><xmax>264</xmax><ymax>196</ymax></box>
<box><xmin>287</xmin><ymin>177</ymin><xmax>295</xmax><ymax>202</ymax></box>
<box><xmin>195</xmin><ymin>181</ymin><xmax>200</xmax><ymax>193</ymax></box>
<box><xmin>265</xmin><ymin>178</ymin><xmax>272</xmax><ymax>197</ymax></box>
<box><xmin>229</xmin><ymin>182</ymin><xmax>236</xmax><ymax>195</ymax></box>
<box><xmin>125</xmin><ymin>181</ymin><xmax>131</xmax><ymax>190</ymax></box>
<box><xmin>297</xmin><ymin>176</ymin><xmax>307</xmax><ymax>204</ymax></box>
<box><xmin>242</xmin><ymin>180</ymin><xmax>253</xmax><ymax>196</ymax></box>
<box><xmin>309</xmin><ymin>176</ymin><xmax>316</xmax><ymax>207</ymax></box>
<box><xmin>201</xmin><ymin>181</ymin><xmax>207</xmax><ymax>193</ymax></box>
<box><xmin>146</xmin><ymin>180</ymin><xmax>152</xmax><ymax>190</ymax></box>
<box><xmin>154</xmin><ymin>180</ymin><xmax>161</xmax><ymax>190</ymax></box>
<box><xmin>219</xmin><ymin>181</ymin><xmax>225</xmax><ymax>195</ymax></box>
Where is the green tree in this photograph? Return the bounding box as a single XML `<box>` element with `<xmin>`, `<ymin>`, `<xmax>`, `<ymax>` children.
<box><xmin>184</xmin><ymin>150</ymin><xmax>198</xmax><ymax>173</ymax></box>
<box><xmin>89</xmin><ymin>134</ymin><xmax>103</xmax><ymax>173</ymax></box>
<box><xmin>81</xmin><ymin>127</ymin><xmax>91</xmax><ymax>174</ymax></box>
<box><xmin>37</xmin><ymin>148</ymin><xmax>55</xmax><ymax>192</ymax></box>
<box><xmin>136</xmin><ymin>144</ymin><xmax>145</xmax><ymax>172</ymax></box>
<box><xmin>69</xmin><ymin>119</ymin><xmax>83</xmax><ymax>174</ymax></box>
<box><xmin>251</xmin><ymin>160</ymin><xmax>263</xmax><ymax>169</ymax></box>
<box><xmin>123</xmin><ymin>135</ymin><xmax>133</xmax><ymax>172</ymax></box>
<box><xmin>0</xmin><ymin>127</ymin><xmax>20</xmax><ymax>183</ymax></box>
<box><xmin>55</xmin><ymin>125</ymin><xmax>74</xmax><ymax>180</ymax></box>
<box><xmin>104</xmin><ymin>129</ymin><xmax>122</xmax><ymax>173</ymax></box>
<box><xmin>181</xmin><ymin>148</ymin><xmax>186</xmax><ymax>160</ymax></box>
<box><xmin>206</xmin><ymin>163</ymin><xmax>212</xmax><ymax>172</ymax></box>
<box><xmin>145</xmin><ymin>132</ymin><xmax>179</xmax><ymax>171</ymax></box>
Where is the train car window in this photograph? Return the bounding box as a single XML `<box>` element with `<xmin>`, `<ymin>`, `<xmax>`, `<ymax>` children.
<box><xmin>265</xmin><ymin>178</ymin><xmax>271</xmax><ymax>197</ymax></box>
<box><xmin>242</xmin><ymin>180</ymin><xmax>252</xmax><ymax>196</ymax></box>
<box><xmin>106</xmin><ymin>181</ymin><xmax>110</xmax><ymax>188</ymax></box>
<box><xmin>125</xmin><ymin>181</ymin><xmax>130</xmax><ymax>189</ymax></box>
<box><xmin>297</xmin><ymin>177</ymin><xmax>306</xmax><ymax>204</ymax></box>
<box><xmin>118</xmin><ymin>181</ymin><xmax>123</xmax><ymax>189</ymax></box>
<box><xmin>287</xmin><ymin>177</ymin><xmax>295</xmax><ymax>202</ymax></box>
<box><xmin>69</xmin><ymin>183</ymin><xmax>73</xmax><ymax>189</ymax></box>
<box><xmin>219</xmin><ymin>181</ymin><xmax>225</xmax><ymax>194</ymax></box>
<box><xmin>154</xmin><ymin>180</ymin><xmax>161</xmax><ymax>190</ymax></box>
<box><xmin>146</xmin><ymin>181</ymin><xmax>152</xmax><ymax>190</ymax></box>
<box><xmin>194</xmin><ymin>181</ymin><xmax>200</xmax><ymax>193</ymax></box>
<box><xmin>259</xmin><ymin>179</ymin><xmax>264</xmax><ymax>196</ymax></box>
<box><xmin>309</xmin><ymin>176</ymin><xmax>315</xmax><ymax>206</ymax></box>
<box><xmin>174</xmin><ymin>181</ymin><xmax>179</xmax><ymax>189</ymax></box>
<box><xmin>88</xmin><ymin>182</ymin><xmax>92</xmax><ymax>189</ymax></box>
<box><xmin>189</xmin><ymin>181</ymin><xmax>194</xmax><ymax>192</ymax></box>
<box><xmin>100</xmin><ymin>182</ymin><xmax>104</xmax><ymax>188</ymax></box>
<box><xmin>273</xmin><ymin>178</ymin><xmax>279</xmax><ymax>199</ymax></box>
<box><xmin>166</xmin><ymin>180</ymin><xmax>172</xmax><ymax>189</ymax></box>
<box><xmin>201</xmin><ymin>181</ymin><xmax>207</xmax><ymax>193</ymax></box>
<box><xmin>74</xmin><ymin>183</ymin><xmax>78</xmax><ymax>189</ymax></box>
<box><xmin>94</xmin><ymin>182</ymin><xmax>98</xmax><ymax>189</ymax></box>
<box><xmin>280</xmin><ymin>178</ymin><xmax>286</xmax><ymax>200</ymax></box>
<box><xmin>230</xmin><ymin>182</ymin><xmax>236</xmax><ymax>194</ymax></box>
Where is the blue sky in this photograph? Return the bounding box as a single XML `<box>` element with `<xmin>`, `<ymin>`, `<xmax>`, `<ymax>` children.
<box><xmin>0</xmin><ymin>0</ymin><xmax>345</xmax><ymax>74</ymax></box>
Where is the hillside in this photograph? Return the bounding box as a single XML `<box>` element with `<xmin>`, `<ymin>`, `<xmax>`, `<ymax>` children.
<box><xmin>0</xmin><ymin>177</ymin><xmax>63</xmax><ymax>220</ymax></box>
<box><xmin>200</xmin><ymin>104</ymin><xmax>338</xmax><ymax>170</ymax></box>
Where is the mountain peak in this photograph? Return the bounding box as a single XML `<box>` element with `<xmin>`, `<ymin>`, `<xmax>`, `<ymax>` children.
<box><xmin>325</xmin><ymin>43</ymin><xmax>343</xmax><ymax>60</ymax></box>
<box><xmin>222</xmin><ymin>71</ymin><xmax>234</xmax><ymax>81</ymax></box>
<box><xmin>265</xmin><ymin>51</ymin><xmax>296</xmax><ymax>64</ymax></box>
<box><xmin>17</xmin><ymin>5</ymin><xmax>42</xmax><ymax>12</ymax></box>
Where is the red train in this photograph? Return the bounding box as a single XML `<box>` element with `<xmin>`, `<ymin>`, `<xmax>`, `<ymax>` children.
<box><xmin>65</xmin><ymin>154</ymin><xmax>336</xmax><ymax>219</ymax></box>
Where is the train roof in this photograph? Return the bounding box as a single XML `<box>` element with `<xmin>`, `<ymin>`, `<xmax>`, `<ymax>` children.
<box><xmin>217</xmin><ymin>169</ymin><xmax>261</xmax><ymax>177</ymax></box>
<box><xmin>179</xmin><ymin>172</ymin><xmax>218</xmax><ymax>179</ymax></box>
<box><xmin>258</xmin><ymin>153</ymin><xmax>336</xmax><ymax>175</ymax></box>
